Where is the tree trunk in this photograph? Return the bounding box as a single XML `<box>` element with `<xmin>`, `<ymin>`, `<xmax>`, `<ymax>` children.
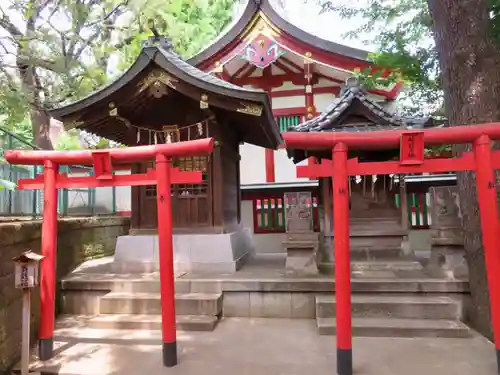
<box><xmin>18</xmin><ymin>65</ymin><xmax>53</xmax><ymax>150</ymax></box>
<box><xmin>427</xmin><ymin>0</ymin><xmax>500</xmax><ymax>339</ymax></box>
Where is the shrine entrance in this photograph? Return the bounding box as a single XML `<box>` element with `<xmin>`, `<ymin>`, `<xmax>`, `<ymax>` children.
<box><xmin>4</xmin><ymin>138</ymin><xmax>214</xmax><ymax>368</ymax></box>
<box><xmin>284</xmin><ymin>123</ymin><xmax>500</xmax><ymax>375</ymax></box>
<box><xmin>135</xmin><ymin>122</ymin><xmax>213</xmax><ymax>231</ymax></box>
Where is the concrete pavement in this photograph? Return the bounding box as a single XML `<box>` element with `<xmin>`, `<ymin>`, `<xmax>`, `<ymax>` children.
<box><xmin>26</xmin><ymin>317</ymin><xmax>497</xmax><ymax>375</ymax></box>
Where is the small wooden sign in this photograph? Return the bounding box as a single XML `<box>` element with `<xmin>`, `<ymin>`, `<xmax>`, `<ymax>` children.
<box><xmin>13</xmin><ymin>251</ymin><xmax>44</xmax><ymax>289</ymax></box>
<box><xmin>92</xmin><ymin>151</ymin><xmax>113</xmax><ymax>180</ymax></box>
<box><xmin>400</xmin><ymin>131</ymin><xmax>425</xmax><ymax>165</ymax></box>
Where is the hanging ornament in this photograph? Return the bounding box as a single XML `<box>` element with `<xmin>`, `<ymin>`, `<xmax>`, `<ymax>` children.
<box><xmin>136</xmin><ymin>129</ymin><xmax>141</xmax><ymax>144</ymax></box>
<box><xmin>200</xmin><ymin>94</ymin><xmax>209</xmax><ymax>109</ymax></box>
<box><xmin>167</xmin><ymin>133</ymin><xmax>172</xmax><ymax>144</ymax></box>
<box><xmin>371</xmin><ymin>175</ymin><xmax>378</xmax><ymax>199</ymax></box>
<box><xmin>355</xmin><ymin>175</ymin><xmax>362</xmax><ymax>184</ymax></box>
<box><xmin>197</xmin><ymin>122</ymin><xmax>203</xmax><ymax>136</ymax></box>
<box><xmin>154</xmin><ymin>132</ymin><xmax>158</xmax><ymax>145</ymax></box>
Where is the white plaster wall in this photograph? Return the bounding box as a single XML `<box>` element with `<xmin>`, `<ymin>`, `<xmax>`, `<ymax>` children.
<box><xmin>239</xmin><ymin>143</ymin><xmax>267</xmax><ymax>184</ymax></box>
<box><xmin>315</xmin><ymin>79</ymin><xmax>339</xmax><ymax>88</ymax></box>
<box><xmin>241</xmin><ymin>200</ymin><xmax>285</xmax><ymax>254</ymax></box>
<box><xmin>272</xmin><ymin>95</ymin><xmax>305</xmax><ymax>109</ymax></box>
<box><xmin>314</xmin><ymin>93</ymin><xmax>336</xmax><ymax>112</ymax></box>
<box><xmin>274</xmin><ymin>149</ymin><xmax>309</xmax><ymax>183</ymax></box>
<box><xmin>272</xmin><ymin>81</ymin><xmax>303</xmax><ymax>91</ymax></box>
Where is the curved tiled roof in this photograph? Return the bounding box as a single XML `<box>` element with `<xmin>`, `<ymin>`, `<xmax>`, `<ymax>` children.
<box><xmin>294</xmin><ymin>83</ymin><xmax>434</xmax><ymax>133</ymax></box>
<box><xmin>188</xmin><ymin>0</ymin><xmax>370</xmax><ymax>67</ymax></box>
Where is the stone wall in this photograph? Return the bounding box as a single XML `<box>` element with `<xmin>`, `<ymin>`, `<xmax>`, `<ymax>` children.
<box><xmin>0</xmin><ymin>216</ymin><xmax>129</xmax><ymax>373</ymax></box>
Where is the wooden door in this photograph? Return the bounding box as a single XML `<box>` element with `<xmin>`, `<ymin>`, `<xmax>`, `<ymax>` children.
<box><xmin>138</xmin><ymin>157</ymin><xmax>213</xmax><ymax>231</ymax></box>
<box><xmin>171</xmin><ymin>155</ymin><xmax>212</xmax><ymax>229</ymax></box>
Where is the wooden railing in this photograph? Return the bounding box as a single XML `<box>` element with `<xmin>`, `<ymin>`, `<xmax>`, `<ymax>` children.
<box><xmin>395</xmin><ymin>191</ymin><xmax>432</xmax><ymax>229</ymax></box>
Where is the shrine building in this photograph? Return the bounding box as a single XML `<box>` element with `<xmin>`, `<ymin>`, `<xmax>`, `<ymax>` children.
<box><xmin>49</xmin><ymin>36</ymin><xmax>282</xmax><ymax>273</ymax></box>
<box><xmin>50</xmin><ymin>0</ymin><xmax>443</xmax><ymax>273</ymax></box>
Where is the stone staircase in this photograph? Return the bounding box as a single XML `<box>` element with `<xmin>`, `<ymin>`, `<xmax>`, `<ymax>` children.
<box><xmin>59</xmin><ymin>256</ymin><xmax>471</xmax><ymax>340</ymax></box>
<box><xmin>315</xmin><ymin>294</ymin><xmax>471</xmax><ymax>338</ymax></box>
<box><xmin>348</xmin><ymin>216</ymin><xmax>422</xmax><ymax>273</ymax></box>
<box><xmin>61</xmin><ymin>278</ymin><xmax>223</xmax><ymax>332</ymax></box>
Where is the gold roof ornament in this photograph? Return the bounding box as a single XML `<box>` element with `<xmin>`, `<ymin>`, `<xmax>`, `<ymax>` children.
<box><xmin>200</xmin><ymin>94</ymin><xmax>209</xmax><ymax>109</ymax></box>
<box><xmin>237</xmin><ymin>102</ymin><xmax>263</xmax><ymax>116</ymax></box>
<box><xmin>138</xmin><ymin>70</ymin><xmax>178</xmax><ymax>94</ymax></box>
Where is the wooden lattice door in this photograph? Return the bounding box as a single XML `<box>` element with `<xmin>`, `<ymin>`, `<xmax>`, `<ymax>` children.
<box><xmin>137</xmin><ymin>122</ymin><xmax>213</xmax><ymax>230</ymax></box>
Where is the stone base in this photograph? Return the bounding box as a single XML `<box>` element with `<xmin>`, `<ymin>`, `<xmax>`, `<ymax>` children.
<box><xmin>113</xmin><ymin>228</ymin><xmax>254</xmax><ymax>274</ymax></box>
<box><xmin>285</xmin><ymin>249</ymin><xmax>319</xmax><ymax>275</ymax></box>
<box><xmin>426</xmin><ymin>245</ymin><xmax>469</xmax><ymax>279</ymax></box>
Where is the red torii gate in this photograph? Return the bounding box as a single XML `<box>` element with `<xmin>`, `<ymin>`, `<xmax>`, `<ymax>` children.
<box><xmin>4</xmin><ymin>138</ymin><xmax>215</xmax><ymax>368</ymax></box>
<box><xmin>284</xmin><ymin>123</ymin><xmax>500</xmax><ymax>375</ymax></box>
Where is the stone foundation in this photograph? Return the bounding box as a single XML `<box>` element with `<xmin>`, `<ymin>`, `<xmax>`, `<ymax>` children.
<box><xmin>113</xmin><ymin>227</ymin><xmax>255</xmax><ymax>273</ymax></box>
<box><xmin>426</xmin><ymin>187</ymin><xmax>468</xmax><ymax>279</ymax></box>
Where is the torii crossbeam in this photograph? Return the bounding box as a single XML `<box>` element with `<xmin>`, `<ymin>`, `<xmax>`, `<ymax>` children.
<box><xmin>5</xmin><ymin>138</ymin><xmax>215</xmax><ymax>368</ymax></box>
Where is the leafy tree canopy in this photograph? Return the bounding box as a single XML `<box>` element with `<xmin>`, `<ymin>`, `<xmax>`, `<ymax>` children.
<box><xmin>311</xmin><ymin>0</ymin><xmax>500</xmax><ymax>116</ymax></box>
<box><xmin>0</xmin><ymin>0</ymin><xmax>235</xmax><ymax>148</ymax></box>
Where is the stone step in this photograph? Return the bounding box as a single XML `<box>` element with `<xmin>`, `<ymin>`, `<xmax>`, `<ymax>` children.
<box><xmin>315</xmin><ymin>294</ymin><xmax>463</xmax><ymax>320</ymax></box>
<box><xmin>351</xmin><ymin>260</ymin><xmax>423</xmax><ymax>272</ymax></box>
<box><xmin>284</xmin><ymin>232</ymin><xmax>319</xmax><ymax>242</ymax></box>
<box><xmin>282</xmin><ymin>240</ymin><xmax>318</xmax><ymax>248</ymax></box>
<box><xmin>99</xmin><ymin>292</ymin><xmax>222</xmax><ymax>316</ymax></box>
<box><xmin>82</xmin><ymin>314</ymin><xmax>218</xmax><ymax>331</ymax></box>
<box><xmin>350</xmin><ymin>247</ymin><xmax>407</xmax><ymax>260</ymax></box>
<box><xmin>316</xmin><ymin>317</ymin><xmax>472</xmax><ymax>338</ymax></box>
<box><xmin>349</xmin><ymin>236</ymin><xmax>404</xmax><ymax>250</ymax></box>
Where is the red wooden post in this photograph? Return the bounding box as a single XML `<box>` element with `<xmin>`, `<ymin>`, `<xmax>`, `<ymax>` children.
<box><xmin>265</xmin><ymin>149</ymin><xmax>275</xmax><ymax>183</ymax></box>
<box><xmin>39</xmin><ymin>160</ymin><xmax>58</xmax><ymax>360</ymax></box>
<box><xmin>332</xmin><ymin>143</ymin><xmax>352</xmax><ymax>375</ymax></box>
<box><xmin>473</xmin><ymin>135</ymin><xmax>500</xmax><ymax>374</ymax></box>
<box><xmin>155</xmin><ymin>153</ymin><xmax>177</xmax><ymax>367</ymax></box>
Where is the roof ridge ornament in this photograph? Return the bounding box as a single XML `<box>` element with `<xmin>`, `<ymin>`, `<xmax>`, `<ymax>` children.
<box><xmin>339</xmin><ymin>75</ymin><xmax>363</xmax><ymax>96</ymax></box>
<box><xmin>143</xmin><ymin>35</ymin><xmax>174</xmax><ymax>52</ymax></box>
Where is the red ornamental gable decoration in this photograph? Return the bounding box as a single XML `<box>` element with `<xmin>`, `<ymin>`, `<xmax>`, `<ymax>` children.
<box><xmin>240</xmin><ymin>35</ymin><xmax>286</xmax><ymax>69</ymax></box>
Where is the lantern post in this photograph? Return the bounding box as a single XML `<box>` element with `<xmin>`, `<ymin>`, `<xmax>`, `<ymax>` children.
<box><xmin>13</xmin><ymin>251</ymin><xmax>45</xmax><ymax>375</ymax></box>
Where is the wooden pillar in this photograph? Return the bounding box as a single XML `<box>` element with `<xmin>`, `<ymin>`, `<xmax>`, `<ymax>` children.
<box><xmin>399</xmin><ymin>177</ymin><xmax>409</xmax><ymax>231</ymax></box>
<box><xmin>265</xmin><ymin>86</ymin><xmax>276</xmax><ymax>183</ymax></box>
<box><xmin>332</xmin><ymin>143</ymin><xmax>352</xmax><ymax>375</ymax></box>
<box><xmin>474</xmin><ymin>135</ymin><xmax>500</xmax><ymax>374</ymax></box>
<box><xmin>155</xmin><ymin>154</ymin><xmax>178</xmax><ymax>367</ymax></box>
<box><xmin>265</xmin><ymin>149</ymin><xmax>276</xmax><ymax>183</ymax></box>
<box><xmin>38</xmin><ymin>160</ymin><xmax>58</xmax><ymax>361</ymax></box>
<box><xmin>304</xmin><ymin>58</ymin><xmax>317</xmax><ymax>180</ymax></box>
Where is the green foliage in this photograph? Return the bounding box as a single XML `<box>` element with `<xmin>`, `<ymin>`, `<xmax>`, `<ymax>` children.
<box><xmin>0</xmin><ymin>178</ymin><xmax>17</xmax><ymax>191</ymax></box>
<box><xmin>55</xmin><ymin>129</ymin><xmax>84</xmax><ymax>150</ymax></box>
<box><xmin>0</xmin><ymin>0</ymin><xmax>235</xmax><ymax>148</ymax></box>
<box><xmin>115</xmin><ymin>0</ymin><xmax>234</xmax><ymax>70</ymax></box>
<box><xmin>313</xmin><ymin>0</ymin><xmax>500</xmax><ymax>116</ymax></box>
